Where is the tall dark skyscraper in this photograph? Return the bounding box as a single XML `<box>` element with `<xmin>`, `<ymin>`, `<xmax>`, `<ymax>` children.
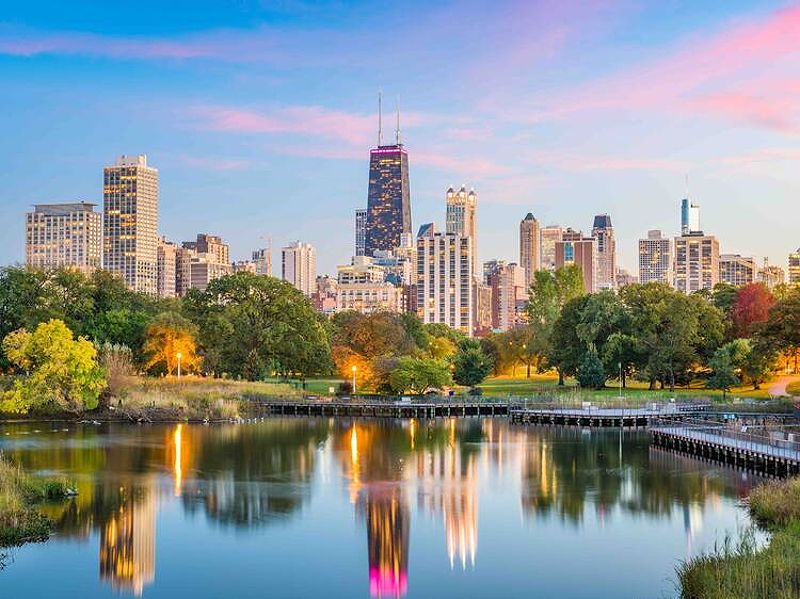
<box><xmin>364</xmin><ymin>99</ymin><xmax>411</xmax><ymax>256</ymax></box>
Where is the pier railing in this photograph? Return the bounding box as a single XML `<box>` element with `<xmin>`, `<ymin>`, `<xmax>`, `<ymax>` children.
<box><xmin>650</xmin><ymin>416</ymin><xmax>800</xmax><ymax>460</ymax></box>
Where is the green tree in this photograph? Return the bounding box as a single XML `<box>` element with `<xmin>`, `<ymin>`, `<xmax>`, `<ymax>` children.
<box><xmin>577</xmin><ymin>347</ymin><xmax>605</xmax><ymax>389</ymax></box>
<box><xmin>548</xmin><ymin>295</ymin><xmax>591</xmax><ymax>385</ymax></box>
<box><xmin>185</xmin><ymin>273</ymin><xmax>332</xmax><ymax>379</ymax></box>
<box><xmin>1</xmin><ymin>319</ymin><xmax>105</xmax><ymax>414</ymax></box>
<box><xmin>388</xmin><ymin>357</ymin><xmax>452</xmax><ymax>395</ymax></box>
<box><xmin>707</xmin><ymin>346</ymin><xmax>740</xmax><ymax>398</ymax></box>
<box><xmin>452</xmin><ymin>339</ymin><xmax>493</xmax><ymax>387</ymax></box>
<box><xmin>525</xmin><ymin>265</ymin><xmax>585</xmax><ymax>382</ymax></box>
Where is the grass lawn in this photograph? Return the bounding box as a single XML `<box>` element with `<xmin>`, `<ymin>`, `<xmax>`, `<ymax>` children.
<box><xmin>478</xmin><ymin>374</ymin><xmax>783</xmax><ymax>402</ymax></box>
<box><xmin>262</xmin><ymin>377</ymin><xmax>344</xmax><ymax>395</ymax></box>
<box><xmin>787</xmin><ymin>382</ymin><xmax>800</xmax><ymax>397</ymax></box>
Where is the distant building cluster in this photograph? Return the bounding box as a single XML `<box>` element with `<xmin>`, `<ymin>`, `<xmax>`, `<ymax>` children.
<box><xmin>21</xmin><ymin>104</ymin><xmax>800</xmax><ymax>336</ymax></box>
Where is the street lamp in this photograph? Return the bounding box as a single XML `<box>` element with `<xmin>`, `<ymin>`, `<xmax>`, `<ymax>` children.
<box><xmin>352</xmin><ymin>365</ymin><xmax>357</xmax><ymax>395</ymax></box>
<box><xmin>176</xmin><ymin>352</ymin><xmax>182</xmax><ymax>380</ymax></box>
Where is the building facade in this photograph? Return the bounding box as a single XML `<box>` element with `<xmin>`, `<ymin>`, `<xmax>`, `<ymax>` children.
<box><xmin>673</xmin><ymin>233</ymin><xmax>720</xmax><ymax>293</ymax></box>
<box><xmin>484</xmin><ymin>260</ymin><xmax>526</xmax><ymax>332</ymax></box>
<box><xmin>445</xmin><ymin>186</ymin><xmax>478</xmax><ymax>276</ymax></box>
<box><xmin>757</xmin><ymin>259</ymin><xmax>786</xmax><ymax>289</ymax></box>
<box><xmin>540</xmin><ymin>225</ymin><xmax>563</xmax><ymax>271</ymax></box>
<box><xmin>638</xmin><ymin>230</ymin><xmax>672</xmax><ymax>285</ymax></box>
<box><xmin>719</xmin><ymin>254</ymin><xmax>756</xmax><ymax>287</ymax></box>
<box><xmin>789</xmin><ymin>248</ymin><xmax>800</xmax><ymax>284</ymax></box>
<box><xmin>281</xmin><ymin>241</ymin><xmax>316</xmax><ymax>296</ymax></box>
<box><xmin>176</xmin><ymin>234</ymin><xmax>232</xmax><ymax>294</ymax></box>
<box><xmin>156</xmin><ymin>236</ymin><xmax>177</xmax><ymax>298</ymax></box>
<box><xmin>355</xmin><ymin>208</ymin><xmax>367</xmax><ymax>257</ymax></box>
<box><xmin>103</xmin><ymin>155</ymin><xmax>159</xmax><ymax>294</ymax></box>
<box><xmin>365</xmin><ymin>145</ymin><xmax>411</xmax><ymax>256</ymax></box>
<box><xmin>416</xmin><ymin>226</ymin><xmax>474</xmax><ymax>335</ymax></box>
<box><xmin>591</xmin><ymin>214</ymin><xmax>616</xmax><ymax>289</ymax></box>
<box><xmin>25</xmin><ymin>202</ymin><xmax>102</xmax><ymax>274</ymax></box>
<box><xmin>680</xmin><ymin>198</ymin><xmax>701</xmax><ymax>235</ymax></box>
<box><xmin>519</xmin><ymin>213</ymin><xmax>541</xmax><ymax>290</ymax></box>
<box><xmin>251</xmin><ymin>247</ymin><xmax>272</xmax><ymax>276</ymax></box>
<box><xmin>555</xmin><ymin>237</ymin><xmax>598</xmax><ymax>293</ymax></box>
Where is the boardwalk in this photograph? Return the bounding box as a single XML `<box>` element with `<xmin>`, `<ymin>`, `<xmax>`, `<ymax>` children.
<box><xmin>256</xmin><ymin>400</ymin><xmax>509</xmax><ymax>419</ymax></box>
<box><xmin>651</xmin><ymin>421</ymin><xmax>800</xmax><ymax>476</ymax></box>
<box><xmin>509</xmin><ymin>403</ymin><xmax>708</xmax><ymax>428</ymax></box>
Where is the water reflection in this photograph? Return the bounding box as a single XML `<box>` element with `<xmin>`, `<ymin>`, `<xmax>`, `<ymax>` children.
<box><xmin>0</xmin><ymin>418</ymin><xmax>763</xmax><ymax>598</ymax></box>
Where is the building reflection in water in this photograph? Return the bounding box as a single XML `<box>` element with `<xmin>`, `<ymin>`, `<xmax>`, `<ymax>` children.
<box><xmin>98</xmin><ymin>484</ymin><xmax>157</xmax><ymax>597</ymax></box>
<box><xmin>360</xmin><ymin>490</ymin><xmax>410</xmax><ymax>598</ymax></box>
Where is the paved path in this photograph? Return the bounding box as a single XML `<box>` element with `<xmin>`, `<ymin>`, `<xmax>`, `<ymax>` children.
<box><xmin>768</xmin><ymin>375</ymin><xmax>800</xmax><ymax>397</ymax></box>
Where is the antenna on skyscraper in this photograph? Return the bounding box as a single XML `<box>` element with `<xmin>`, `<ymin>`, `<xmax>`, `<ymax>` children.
<box><xmin>378</xmin><ymin>91</ymin><xmax>383</xmax><ymax>146</ymax></box>
<box><xmin>395</xmin><ymin>97</ymin><xmax>401</xmax><ymax>145</ymax></box>
<box><xmin>684</xmin><ymin>174</ymin><xmax>689</xmax><ymax>199</ymax></box>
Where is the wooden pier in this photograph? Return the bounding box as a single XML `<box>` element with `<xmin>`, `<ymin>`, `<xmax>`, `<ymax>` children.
<box><xmin>256</xmin><ymin>400</ymin><xmax>509</xmax><ymax>419</ymax></box>
<box><xmin>651</xmin><ymin>422</ymin><xmax>800</xmax><ymax>477</ymax></box>
<box><xmin>509</xmin><ymin>404</ymin><xmax>708</xmax><ymax>428</ymax></box>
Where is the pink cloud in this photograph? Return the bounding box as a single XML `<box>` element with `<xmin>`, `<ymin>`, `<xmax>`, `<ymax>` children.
<box><xmin>531</xmin><ymin>5</ymin><xmax>800</xmax><ymax>130</ymax></box>
<box><xmin>186</xmin><ymin>105</ymin><xmax>376</xmax><ymax>145</ymax></box>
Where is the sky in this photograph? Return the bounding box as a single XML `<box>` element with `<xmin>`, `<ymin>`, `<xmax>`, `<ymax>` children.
<box><xmin>1</xmin><ymin>0</ymin><xmax>799</xmax><ymax>276</ymax></box>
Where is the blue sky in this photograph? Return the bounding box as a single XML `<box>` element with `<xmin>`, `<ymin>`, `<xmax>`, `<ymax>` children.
<box><xmin>2</xmin><ymin>0</ymin><xmax>799</xmax><ymax>275</ymax></box>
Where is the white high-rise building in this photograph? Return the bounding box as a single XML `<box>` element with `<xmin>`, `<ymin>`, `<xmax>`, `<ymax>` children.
<box><xmin>592</xmin><ymin>214</ymin><xmax>616</xmax><ymax>289</ymax></box>
<box><xmin>519</xmin><ymin>213</ymin><xmax>541</xmax><ymax>290</ymax></box>
<box><xmin>103</xmin><ymin>155</ymin><xmax>159</xmax><ymax>294</ymax></box>
<box><xmin>25</xmin><ymin>202</ymin><xmax>102</xmax><ymax>275</ymax></box>
<box><xmin>416</xmin><ymin>224</ymin><xmax>474</xmax><ymax>335</ymax></box>
<box><xmin>540</xmin><ymin>225</ymin><xmax>563</xmax><ymax>271</ymax></box>
<box><xmin>251</xmin><ymin>247</ymin><xmax>272</xmax><ymax>276</ymax></box>
<box><xmin>156</xmin><ymin>236</ymin><xmax>177</xmax><ymax>298</ymax></box>
<box><xmin>719</xmin><ymin>254</ymin><xmax>756</xmax><ymax>287</ymax></box>
<box><xmin>446</xmin><ymin>186</ymin><xmax>478</xmax><ymax>277</ymax></box>
<box><xmin>281</xmin><ymin>241</ymin><xmax>316</xmax><ymax>296</ymax></box>
<box><xmin>638</xmin><ymin>230</ymin><xmax>673</xmax><ymax>285</ymax></box>
<box><xmin>674</xmin><ymin>233</ymin><xmax>720</xmax><ymax>293</ymax></box>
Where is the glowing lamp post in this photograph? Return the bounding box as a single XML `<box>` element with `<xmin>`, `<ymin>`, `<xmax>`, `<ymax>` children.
<box><xmin>176</xmin><ymin>352</ymin><xmax>182</xmax><ymax>380</ymax></box>
<box><xmin>352</xmin><ymin>365</ymin><xmax>357</xmax><ymax>395</ymax></box>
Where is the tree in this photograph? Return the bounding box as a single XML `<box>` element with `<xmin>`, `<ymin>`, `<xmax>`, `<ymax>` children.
<box><xmin>525</xmin><ymin>265</ymin><xmax>585</xmax><ymax>381</ymax></box>
<box><xmin>731</xmin><ymin>283</ymin><xmax>775</xmax><ymax>339</ymax></box>
<box><xmin>452</xmin><ymin>339</ymin><xmax>493</xmax><ymax>387</ymax></box>
<box><xmin>548</xmin><ymin>295</ymin><xmax>591</xmax><ymax>385</ymax></box>
<box><xmin>707</xmin><ymin>346</ymin><xmax>740</xmax><ymax>398</ymax></box>
<box><xmin>757</xmin><ymin>286</ymin><xmax>800</xmax><ymax>373</ymax></box>
<box><xmin>388</xmin><ymin>357</ymin><xmax>452</xmax><ymax>395</ymax></box>
<box><xmin>332</xmin><ymin>311</ymin><xmax>418</xmax><ymax>359</ymax></box>
<box><xmin>577</xmin><ymin>347</ymin><xmax>605</xmax><ymax>389</ymax></box>
<box><xmin>185</xmin><ymin>273</ymin><xmax>332</xmax><ymax>379</ymax></box>
<box><xmin>1</xmin><ymin>319</ymin><xmax>105</xmax><ymax>414</ymax></box>
<box><xmin>143</xmin><ymin>312</ymin><xmax>201</xmax><ymax>375</ymax></box>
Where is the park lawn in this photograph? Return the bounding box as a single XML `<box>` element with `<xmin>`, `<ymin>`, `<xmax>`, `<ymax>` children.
<box><xmin>787</xmin><ymin>382</ymin><xmax>800</xmax><ymax>397</ymax></box>
<box><xmin>478</xmin><ymin>373</ymin><xmax>782</xmax><ymax>402</ymax></box>
<box><xmin>262</xmin><ymin>377</ymin><xmax>344</xmax><ymax>395</ymax></box>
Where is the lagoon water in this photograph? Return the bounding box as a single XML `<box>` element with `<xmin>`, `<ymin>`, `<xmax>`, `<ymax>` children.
<box><xmin>0</xmin><ymin>418</ymin><xmax>758</xmax><ymax>598</ymax></box>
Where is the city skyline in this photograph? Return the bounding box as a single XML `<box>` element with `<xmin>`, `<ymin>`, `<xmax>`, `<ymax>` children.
<box><xmin>1</xmin><ymin>1</ymin><xmax>799</xmax><ymax>276</ymax></box>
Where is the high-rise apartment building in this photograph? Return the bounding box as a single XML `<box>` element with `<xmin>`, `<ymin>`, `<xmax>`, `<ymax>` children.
<box><xmin>591</xmin><ymin>214</ymin><xmax>616</xmax><ymax>289</ymax></box>
<box><xmin>638</xmin><ymin>230</ymin><xmax>672</xmax><ymax>285</ymax></box>
<box><xmin>251</xmin><ymin>247</ymin><xmax>272</xmax><ymax>276</ymax></box>
<box><xmin>555</xmin><ymin>237</ymin><xmax>598</xmax><ymax>293</ymax></box>
<box><xmin>789</xmin><ymin>248</ymin><xmax>800</xmax><ymax>284</ymax></box>
<box><xmin>484</xmin><ymin>260</ymin><xmax>526</xmax><ymax>332</ymax></box>
<box><xmin>719</xmin><ymin>254</ymin><xmax>756</xmax><ymax>287</ymax></box>
<box><xmin>757</xmin><ymin>259</ymin><xmax>786</xmax><ymax>289</ymax></box>
<box><xmin>416</xmin><ymin>225</ymin><xmax>474</xmax><ymax>335</ymax></box>
<box><xmin>355</xmin><ymin>208</ymin><xmax>367</xmax><ymax>257</ymax></box>
<box><xmin>446</xmin><ymin>186</ymin><xmax>478</xmax><ymax>276</ymax></box>
<box><xmin>103</xmin><ymin>155</ymin><xmax>159</xmax><ymax>294</ymax></box>
<box><xmin>25</xmin><ymin>202</ymin><xmax>102</xmax><ymax>274</ymax></box>
<box><xmin>281</xmin><ymin>241</ymin><xmax>316</xmax><ymax>296</ymax></box>
<box><xmin>519</xmin><ymin>213</ymin><xmax>541</xmax><ymax>289</ymax></box>
<box><xmin>540</xmin><ymin>225</ymin><xmax>563</xmax><ymax>271</ymax></box>
<box><xmin>156</xmin><ymin>236</ymin><xmax>177</xmax><ymax>298</ymax></box>
<box><xmin>674</xmin><ymin>233</ymin><xmax>720</xmax><ymax>293</ymax></box>
<box><xmin>364</xmin><ymin>112</ymin><xmax>411</xmax><ymax>256</ymax></box>
<box><xmin>680</xmin><ymin>198</ymin><xmax>700</xmax><ymax>235</ymax></box>
<box><xmin>175</xmin><ymin>234</ymin><xmax>232</xmax><ymax>294</ymax></box>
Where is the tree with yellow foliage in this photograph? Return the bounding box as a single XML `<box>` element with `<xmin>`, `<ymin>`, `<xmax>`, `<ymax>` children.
<box><xmin>143</xmin><ymin>312</ymin><xmax>201</xmax><ymax>376</ymax></box>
